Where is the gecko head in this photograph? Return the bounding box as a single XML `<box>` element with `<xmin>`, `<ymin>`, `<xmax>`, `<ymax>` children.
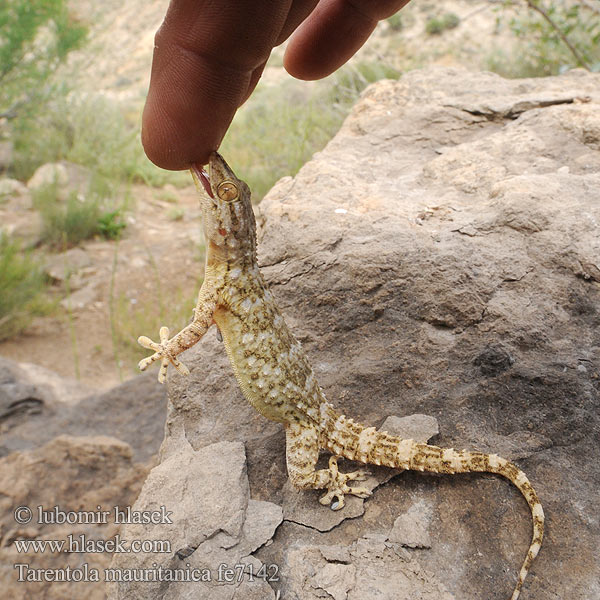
<box><xmin>190</xmin><ymin>152</ymin><xmax>255</xmax><ymax>259</ymax></box>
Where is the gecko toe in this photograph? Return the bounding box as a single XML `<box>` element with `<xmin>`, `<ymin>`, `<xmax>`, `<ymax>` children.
<box><xmin>319</xmin><ymin>490</ymin><xmax>336</xmax><ymax>506</ymax></box>
<box><xmin>345</xmin><ymin>469</ymin><xmax>369</xmax><ymax>482</ymax></box>
<box><xmin>319</xmin><ymin>487</ymin><xmax>347</xmax><ymax>510</ymax></box>
<box><xmin>138</xmin><ymin>354</ymin><xmax>158</xmax><ymax>371</ymax></box>
<box><xmin>138</xmin><ymin>336</ymin><xmax>161</xmax><ymax>352</ymax></box>
<box><xmin>347</xmin><ymin>486</ymin><xmax>371</xmax><ymax>499</ymax></box>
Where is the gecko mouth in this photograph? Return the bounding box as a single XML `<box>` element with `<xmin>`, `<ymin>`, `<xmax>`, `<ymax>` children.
<box><xmin>191</xmin><ymin>163</ymin><xmax>214</xmax><ymax>199</ymax></box>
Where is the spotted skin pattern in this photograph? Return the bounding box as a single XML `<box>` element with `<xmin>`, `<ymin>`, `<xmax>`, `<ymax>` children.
<box><xmin>138</xmin><ymin>153</ymin><xmax>543</xmax><ymax>600</ymax></box>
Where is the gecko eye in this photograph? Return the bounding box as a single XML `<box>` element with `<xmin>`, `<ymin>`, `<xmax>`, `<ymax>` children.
<box><xmin>216</xmin><ymin>181</ymin><xmax>238</xmax><ymax>202</ymax></box>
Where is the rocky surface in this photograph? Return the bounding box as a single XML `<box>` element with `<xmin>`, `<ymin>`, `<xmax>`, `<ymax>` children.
<box><xmin>0</xmin><ymin>361</ymin><xmax>166</xmax><ymax>598</ymax></box>
<box><xmin>0</xmin><ymin>435</ymin><xmax>148</xmax><ymax>600</ymax></box>
<box><xmin>0</xmin><ymin>357</ymin><xmax>92</xmax><ymax>441</ymax></box>
<box><xmin>109</xmin><ymin>414</ymin><xmax>440</xmax><ymax>600</ymax></box>
<box><xmin>0</xmin><ymin>357</ymin><xmax>166</xmax><ymax>460</ymax></box>
<box><xmin>2</xmin><ymin>66</ymin><xmax>599</xmax><ymax>599</ymax></box>
<box><xmin>107</xmin><ymin>441</ymin><xmax>282</xmax><ymax>600</ymax></box>
<box><xmin>114</xmin><ymin>67</ymin><xmax>600</xmax><ymax>600</ymax></box>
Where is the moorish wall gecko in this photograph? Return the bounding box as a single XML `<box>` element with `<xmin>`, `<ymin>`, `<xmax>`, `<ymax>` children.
<box><xmin>138</xmin><ymin>152</ymin><xmax>544</xmax><ymax>600</ymax></box>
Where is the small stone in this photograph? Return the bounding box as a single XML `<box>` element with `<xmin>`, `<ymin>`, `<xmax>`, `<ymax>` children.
<box><xmin>310</xmin><ymin>562</ymin><xmax>356</xmax><ymax>600</ymax></box>
<box><xmin>3</xmin><ymin>212</ymin><xmax>43</xmax><ymax>246</ymax></box>
<box><xmin>381</xmin><ymin>414</ymin><xmax>439</xmax><ymax>443</ymax></box>
<box><xmin>388</xmin><ymin>499</ymin><xmax>433</xmax><ymax>548</ymax></box>
<box><xmin>27</xmin><ymin>162</ymin><xmax>69</xmax><ymax>190</ymax></box>
<box><xmin>319</xmin><ymin>544</ymin><xmax>352</xmax><ymax>563</ymax></box>
<box><xmin>60</xmin><ymin>280</ymin><xmax>99</xmax><ymax>310</ymax></box>
<box><xmin>473</xmin><ymin>343</ymin><xmax>514</xmax><ymax>376</ymax></box>
<box><xmin>45</xmin><ymin>248</ymin><xmax>93</xmax><ymax>283</ymax></box>
<box><xmin>0</xmin><ymin>178</ymin><xmax>28</xmax><ymax>199</ymax></box>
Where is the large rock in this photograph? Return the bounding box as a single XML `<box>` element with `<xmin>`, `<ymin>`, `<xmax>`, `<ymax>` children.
<box><xmin>0</xmin><ymin>358</ymin><xmax>92</xmax><ymax>443</ymax></box>
<box><xmin>118</xmin><ymin>67</ymin><xmax>598</xmax><ymax>600</ymax></box>
<box><xmin>45</xmin><ymin>247</ymin><xmax>93</xmax><ymax>284</ymax></box>
<box><xmin>26</xmin><ymin>161</ymin><xmax>93</xmax><ymax>200</ymax></box>
<box><xmin>0</xmin><ymin>178</ymin><xmax>27</xmax><ymax>200</ymax></box>
<box><xmin>0</xmin><ymin>177</ymin><xmax>39</xmax><ymax>244</ymax></box>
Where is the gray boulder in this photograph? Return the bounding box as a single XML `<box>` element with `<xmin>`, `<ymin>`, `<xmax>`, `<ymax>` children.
<box><xmin>117</xmin><ymin>67</ymin><xmax>598</xmax><ymax>599</ymax></box>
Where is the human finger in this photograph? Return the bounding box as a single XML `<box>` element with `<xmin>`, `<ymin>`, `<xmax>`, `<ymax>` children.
<box><xmin>142</xmin><ymin>0</ymin><xmax>295</xmax><ymax>169</ymax></box>
<box><xmin>284</xmin><ymin>0</ymin><xmax>411</xmax><ymax>80</ymax></box>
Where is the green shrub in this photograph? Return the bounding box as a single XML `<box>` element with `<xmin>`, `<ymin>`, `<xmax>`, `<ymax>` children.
<box><xmin>426</xmin><ymin>13</ymin><xmax>460</xmax><ymax>35</ymax></box>
<box><xmin>34</xmin><ymin>183</ymin><xmax>99</xmax><ymax>248</ymax></box>
<box><xmin>98</xmin><ymin>209</ymin><xmax>126</xmax><ymax>240</ymax></box>
<box><xmin>0</xmin><ymin>0</ymin><xmax>87</xmax><ymax>121</ymax></box>
<box><xmin>33</xmin><ymin>177</ymin><xmax>127</xmax><ymax>248</ymax></box>
<box><xmin>1</xmin><ymin>1</ymin><xmax>183</xmax><ymax>189</ymax></box>
<box><xmin>0</xmin><ymin>233</ymin><xmax>49</xmax><ymax>340</ymax></box>
<box><xmin>490</xmin><ymin>1</ymin><xmax>600</xmax><ymax>77</ymax></box>
<box><xmin>328</xmin><ymin>62</ymin><xmax>400</xmax><ymax>101</ymax></box>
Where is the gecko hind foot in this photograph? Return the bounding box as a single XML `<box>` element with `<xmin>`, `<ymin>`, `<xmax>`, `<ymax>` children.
<box><xmin>319</xmin><ymin>456</ymin><xmax>372</xmax><ymax>510</ymax></box>
<box><xmin>138</xmin><ymin>326</ymin><xmax>190</xmax><ymax>384</ymax></box>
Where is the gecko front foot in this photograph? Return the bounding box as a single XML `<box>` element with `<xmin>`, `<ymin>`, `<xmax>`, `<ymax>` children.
<box><xmin>138</xmin><ymin>326</ymin><xmax>190</xmax><ymax>383</ymax></box>
<box><xmin>319</xmin><ymin>456</ymin><xmax>372</xmax><ymax>510</ymax></box>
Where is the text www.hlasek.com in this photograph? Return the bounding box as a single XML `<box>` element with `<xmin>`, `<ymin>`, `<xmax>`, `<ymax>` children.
<box><xmin>14</xmin><ymin>534</ymin><xmax>171</xmax><ymax>554</ymax></box>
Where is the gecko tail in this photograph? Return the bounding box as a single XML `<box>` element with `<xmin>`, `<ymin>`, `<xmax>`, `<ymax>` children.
<box><xmin>325</xmin><ymin>413</ymin><xmax>543</xmax><ymax>600</ymax></box>
<box><xmin>402</xmin><ymin>443</ymin><xmax>544</xmax><ymax>600</ymax></box>
<box><xmin>384</xmin><ymin>437</ymin><xmax>543</xmax><ymax>600</ymax></box>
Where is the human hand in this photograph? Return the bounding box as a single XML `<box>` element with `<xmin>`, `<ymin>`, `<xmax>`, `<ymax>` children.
<box><xmin>142</xmin><ymin>0</ymin><xmax>411</xmax><ymax>170</ymax></box>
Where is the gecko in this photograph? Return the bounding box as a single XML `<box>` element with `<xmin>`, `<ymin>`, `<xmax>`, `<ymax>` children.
<box><xmin>138</xmin><ymin>152</ymin><xmax>544</xmax><ymax>600</ymax></box>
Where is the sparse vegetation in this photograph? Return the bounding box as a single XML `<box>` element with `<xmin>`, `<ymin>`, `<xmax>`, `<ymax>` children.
<box><xmin>34</xmin><ymin>184</ymin><xmax>100</xmax><ymax>248</ymax></box>
<box><xmin>33</xmin><ymin>178</ymin><xmax>127</xmax><ymax>248</ymax></box>
<box><xmin>0</xmin><ymin>0</ymin><xmax>87</xmax><ymax>121</ymax></box>
<box><xmin>104</xmin><ymin>238</ymin><xmax>203</xmax><ymax>378</ymax></box>
<box><xmin>0</xmin><ymin>2</ymin><xmax>182</xmax><ymax>187</ymax></box>
<box><xmin>1</xmin><ymin>0</ymin><xmax>598</xmax><ymax>377</ymax></box>
<box><xmin>425</xmin><ymin>13</ymin><xmax>460</xmax><ymax>35</ymax></box>
<box><xmin>167</xmin><ymin>207</ymin><xmax>185</xmax><ymax>222</ymax></box>
<box><xmin>156</xmin><ymin>188</ymin><xmax>180</xmax><ymax>204</ymax></box>
<box><xmin>0</xmin><ymin>233</ymin><xmax>49</xmax><ymax>340</ymax></box>
<box><xmin>489</xmin><ymin>0</ymin><xmax>600</xmax><ymax>77</ymax></box>
<box><xmin>10</xmin><ymin>93</ymin><xmax>186</xmax><ymax>186</ymax></box>
<box><xmin>62</xmin><ymin>270</ymin><xmax>80</xmax><ymax>379</ymax></box>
